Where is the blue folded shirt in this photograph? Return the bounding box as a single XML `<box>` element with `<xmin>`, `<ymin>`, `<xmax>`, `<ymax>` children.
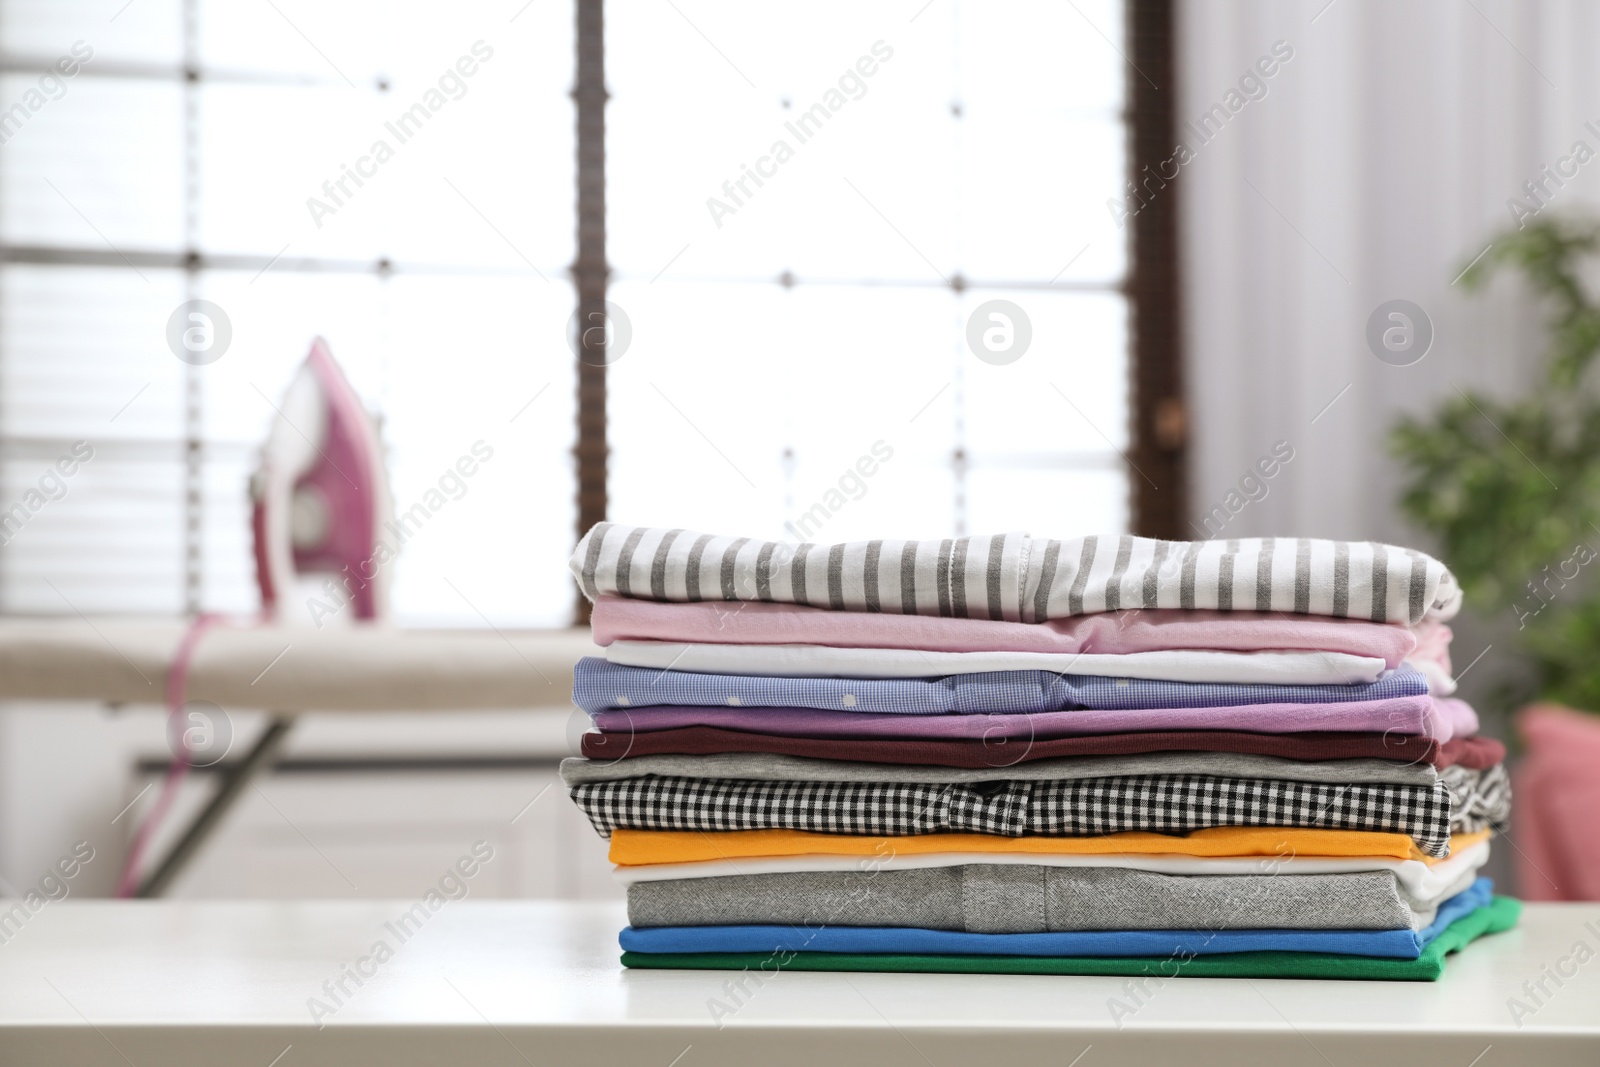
<box><xmin>575</xmin><ymin>658</ymin><xmax>1430</xmax><ymax>716</ymax></box>
<box><xmin>619</xmin><ymin>878</ymin><xmax>1492</xmax><ymax>960</ymax></box>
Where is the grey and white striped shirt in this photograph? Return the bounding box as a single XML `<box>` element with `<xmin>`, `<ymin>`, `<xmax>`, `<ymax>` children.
<box><xmin>570</xmin><ymin>524</ymin><xmax>1460</xmax><ymax>627</ymax></box>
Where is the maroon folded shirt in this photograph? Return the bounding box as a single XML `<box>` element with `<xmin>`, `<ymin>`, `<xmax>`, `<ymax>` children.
<box><xmin>579</xmin><ymin>726</ymin><xmax>1504</xmax><ymax>771</ymax></box>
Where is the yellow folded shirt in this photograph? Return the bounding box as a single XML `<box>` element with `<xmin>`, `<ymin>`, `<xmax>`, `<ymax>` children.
<box><xmin>610</xmin><ymin>827</ymin><xmax>1491</xmax><ymax>867</ymax></box>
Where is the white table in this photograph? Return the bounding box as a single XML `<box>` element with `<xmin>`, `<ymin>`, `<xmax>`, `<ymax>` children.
<box><xmin>0</xmin><ymin>901</ymin><xmax>1595</xmax><ymax>1065</ymax></box>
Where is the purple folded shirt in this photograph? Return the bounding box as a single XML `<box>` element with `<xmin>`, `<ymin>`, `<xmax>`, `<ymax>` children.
<box><xmin>590</xmin><ymin>696</ymin><xmax>1475</xmax><ymax>743</ymax></box>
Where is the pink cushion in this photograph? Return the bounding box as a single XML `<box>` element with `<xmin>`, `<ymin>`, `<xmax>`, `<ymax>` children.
<box><xmin>1515</xmin><ymin>704</ymin><xmax>1600</xmax><ymax>900</ymax></box>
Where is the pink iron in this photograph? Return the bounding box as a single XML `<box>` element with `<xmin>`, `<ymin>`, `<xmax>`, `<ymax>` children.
<box><xmin>250</xmin><ymin>337</ymin><xmax>392</xmax><ymax>621</ymax></box>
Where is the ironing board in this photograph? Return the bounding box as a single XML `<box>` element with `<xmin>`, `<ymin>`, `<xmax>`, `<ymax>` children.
<box><xmin>0</xmin><ymin>618</ymin><xmax>598</xmax><ymax>895</ymax></box>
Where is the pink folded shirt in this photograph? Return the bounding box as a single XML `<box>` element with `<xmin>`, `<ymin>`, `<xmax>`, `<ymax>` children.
<box><xmin>590</xmin><ymin>597</ymin><xmax>1419</xmax><ymax>668</ymax></box>
<box><xmin>589</xmin><ymin>695</ymin><xmax>1475</xmax><ymax>743</ymax></box>
<box><xmin>1407</xmin><ymin>619</ymin><xmax>1456</xmax><ymax>693</ymax></box>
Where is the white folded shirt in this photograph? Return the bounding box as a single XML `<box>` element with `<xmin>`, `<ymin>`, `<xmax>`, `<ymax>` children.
<box><xmin>605</xmin><ymin>640</ymin><xmax>1388</xmax><ymax>685</ymax></box>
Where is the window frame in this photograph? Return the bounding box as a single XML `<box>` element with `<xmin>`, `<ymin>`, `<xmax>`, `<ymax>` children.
<box><xmin>1126</xmin><ymin>0</ymin><xmax>1187</xmax><ymax>540</ymax></box>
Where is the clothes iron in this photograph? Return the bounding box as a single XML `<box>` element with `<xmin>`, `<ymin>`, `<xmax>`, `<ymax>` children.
<box><xmin>250</xmin><ymin>337</ymin><xmax>392</xmax><ymax>622</ymax></box>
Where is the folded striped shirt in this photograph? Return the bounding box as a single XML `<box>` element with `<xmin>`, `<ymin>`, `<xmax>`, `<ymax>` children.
<box><xmin>574</xmin><ymin>658</ymin><xmax>1429</xmax><ymax>715</ymax></box>
<box><xmin>1445</xmin><ymin>761</ymin><xmax>1512</xmax><ymax>830</ymax></box>
<box><xmin>571</xmin><ymin>524</ymin><xmax>1462</xmax><ymax>626</ymax></box>
<box><xmin>568</xmin><ymin>773</ymin><xmax>1466</xmax><ymax>856</ymax></box>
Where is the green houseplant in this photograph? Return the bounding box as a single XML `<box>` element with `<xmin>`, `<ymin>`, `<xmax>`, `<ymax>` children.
<box><xmin>1391</xmin><ymin>216</ymin><xmax>1600</xmax><ymax>710</ymax></box>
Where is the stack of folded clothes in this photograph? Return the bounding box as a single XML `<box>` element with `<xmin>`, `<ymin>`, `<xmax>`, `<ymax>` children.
<box><xmin>562</xmin><ymin>525</ymin><xmax>1519</xmax><ymax>980</ymax></box>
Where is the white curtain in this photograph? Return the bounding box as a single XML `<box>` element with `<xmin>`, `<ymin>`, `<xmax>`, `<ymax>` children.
<box><xmin>1177</xmin><ymin>0</ymin><xmax>1597</xmax><ymax>544</ymax></box>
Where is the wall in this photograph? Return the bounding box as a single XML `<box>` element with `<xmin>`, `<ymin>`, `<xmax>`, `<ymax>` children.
<box><xmin>1175</xmin><ymin>0</ymin><xmax>1600</xmax><ymax>892</ymax></box>
<box><xmin>1176</xmin><ymin>0</ymin><xmax>1589</xmax><ymax>539</ymax></box>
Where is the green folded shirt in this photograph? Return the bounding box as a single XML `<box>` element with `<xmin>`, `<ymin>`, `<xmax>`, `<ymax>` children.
<box><xmin>621</xmin><ymin>895</ymin><xmax>1520</xmax><ymax>982</ymax></box>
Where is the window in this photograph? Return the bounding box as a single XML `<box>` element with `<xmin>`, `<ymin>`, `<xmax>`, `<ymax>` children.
<box><xmin>602</xmin><ymin>0</ymin><xmax>1133</xmax><ymax>549</ymax></box>
<box><xmin>0</xmin><ymin>0</ymin><xmax>1141</xmax><ymax>628</ymax></box>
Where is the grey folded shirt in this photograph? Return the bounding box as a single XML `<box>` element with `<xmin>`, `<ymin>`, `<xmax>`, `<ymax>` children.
<box><xmin>560</xmin><ymin>750</ymin><xmax>1440</xmax><ymax>788</ymax></box>
<box><xmin>626</xmin><ymin>864</ymin><xmax>1483</xmax><ymax>934</ymax></box>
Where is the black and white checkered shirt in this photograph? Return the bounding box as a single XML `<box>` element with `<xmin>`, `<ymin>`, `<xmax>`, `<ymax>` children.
<box><xmin>570</xmin><ymin>770</ymin><xmax>1474</xmax><ymax>857</ymax></box>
